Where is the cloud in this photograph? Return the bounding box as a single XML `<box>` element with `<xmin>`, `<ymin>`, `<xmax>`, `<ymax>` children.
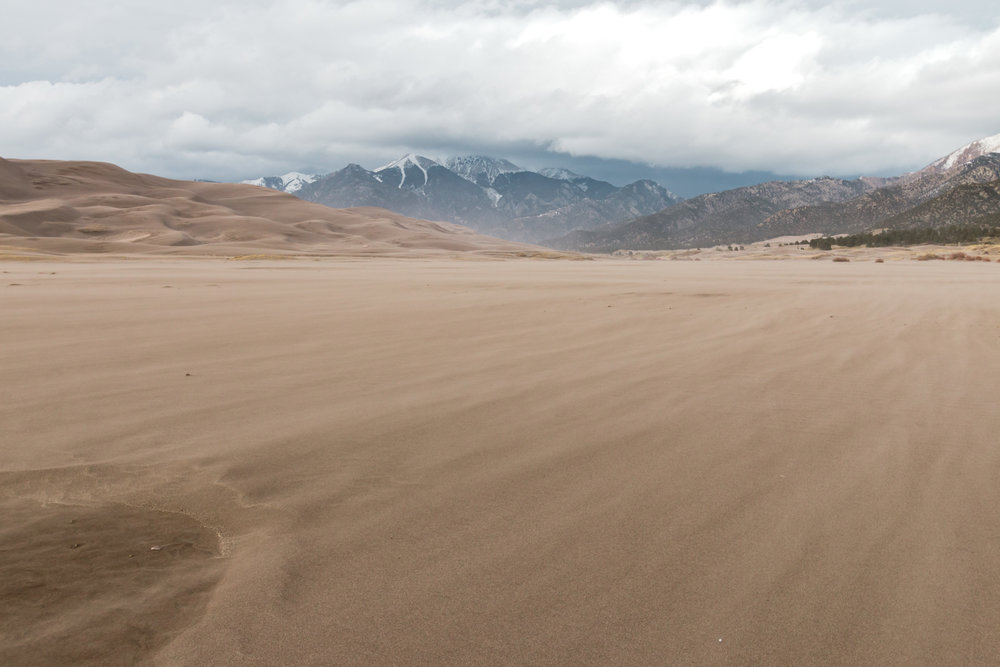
<box><xmin>2</xmin><ymin>1</ymin><xmax>999</xmax><ymax>179</ymax></box>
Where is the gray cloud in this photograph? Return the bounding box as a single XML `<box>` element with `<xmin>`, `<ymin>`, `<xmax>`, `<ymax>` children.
<box><xmin>2</xmin><ymin>1</ymin><xmax>999</xmax><ymax>180</ymax></box>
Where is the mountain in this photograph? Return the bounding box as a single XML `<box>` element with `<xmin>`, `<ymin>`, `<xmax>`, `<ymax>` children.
<box><xmin>443</xmin><ymin>155</ymin><xmax>522</xmax><ymax>187</ymax></box>
<box><xmin>550</xmin><ymin>131</ymin><xmax>1000</xmax><ymax>251</ymax></box>
<box><xmin>301</xmin><ymin>163</ymin><xmax>429</xmax><ymax>216</ymax></box>
<box><xmin>551</xmin><ymin>177</ymin><xmax>880</xmax><ymax>251</ymax></box>
<box><xmin>370</xmin><ymin>154</ymin><xmax>503</xmax><ymax>229</ymax></box>
<box><xmin>373</xmin><ymin>154</ymin><xmax>441</xmax><ymax>189</ymax></box>
<box><xmin>880</xmin><ymin>179</ymin><xmax>1000</xmax><ymax>230</ymax></box>
<box><xmin>241</xmin><ymin>171</ymin><xmax>318</xmax><ymax>193</ymax></box>
<box><xmin>0</xmin><ymin>157</ymin><xmax>541</xmax><ymax>257</ymax></box>
<box><xmin>502</xmin><ymin>180</ymin><xmax>678</xmax><ymax>242</ymax></box>
<box><xmin>538</xmin><ymin>167</ymin><xmax>622</xmax><ymax>200</ymax></box>
<box><xmin>914</xmin><ymin>132</ymin><xmax>1000</xmax><ymax>178</ymax></box>
<box><xmin>489</xmin><ymin>170</ymin><xmax>593</xmax><ymax>219</ymax></box>
<box><xmin>537</xmin><ymin>167</ymin><xmax>582</xmax><ymax>181</ymax></box>
<box><xmin>244</xmin><ymin>155</ymin><xmax>680</xmax><ymax>243</ymax></box>
<box><xmin>757</xmin><ymin>154</ymin><xmax>1000</xmax><ymax>239</ymax></box>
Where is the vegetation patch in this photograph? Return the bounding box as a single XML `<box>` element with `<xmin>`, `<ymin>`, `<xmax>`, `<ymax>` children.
<box><xmin>226</xmin><ymin>254</ymin><xmax>297</xmax><ymax>261</ymax></box>
<box><xmin>807</xmin><ymin>223</ymin><xmax>1000</xmax><ymax>250</ymax></box>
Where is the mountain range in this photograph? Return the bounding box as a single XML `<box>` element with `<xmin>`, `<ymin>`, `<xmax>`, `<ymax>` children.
<box><xmin>242</xmin><ymin>155</ymin><xmax>680</xmax><ymax>243</ymax></box>
<box><xmin>551</xmin><ymin>176</ymin><xmax>885</xmax><ymax>251</ymax></box>
<box><xmin>756</xmin><ymin>154</ymin><xmax>1000</xmax><ymax>241</ymax></box>
<box><xmin>551</xmin><ymin>132</ymin><xmax>1000</xmax><ymax>251</ymax></box>
<box><xmin>242</xmin><ymin>132</ymin><xmax>1000</xmax><ymax>252</ymax></box>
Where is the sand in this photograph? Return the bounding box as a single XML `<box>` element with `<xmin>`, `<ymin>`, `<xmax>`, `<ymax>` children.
<box><xmin>3</xmin><ymin>256</ymin><xmax>1000</xmax><ymax>664</ymax></box>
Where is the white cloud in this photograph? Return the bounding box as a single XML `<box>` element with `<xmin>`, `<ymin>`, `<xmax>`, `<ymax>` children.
<box><xmin>1</xmin><ymin>0</ymin><xmax>999</xmax><ymax>179</ymax></box>
<box><xmin>721</xmin><ymin>32</ymin><xmax>822</xmax><ymax>98</ymax></box>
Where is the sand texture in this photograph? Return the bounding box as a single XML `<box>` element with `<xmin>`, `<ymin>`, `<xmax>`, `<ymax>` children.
<box><xmin>0</xmin><ymin>157</ymin><xmax>550</xmax><ymax>258</ymax></box>
<box><xmin>4</xmin><ymin>257</ymin><xmax>1000</xmax><ymax>664</ymax></box>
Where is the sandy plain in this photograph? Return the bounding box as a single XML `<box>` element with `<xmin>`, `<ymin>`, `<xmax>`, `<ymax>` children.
<box><xmin>3</xmin><ymin>255</ymin><xmax>1000</xmax><ymax>665</ymax></box>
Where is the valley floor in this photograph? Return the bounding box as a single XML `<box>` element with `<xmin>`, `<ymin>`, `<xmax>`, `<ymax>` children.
<box><xmin>3</xmin><ymin>257</ymin><xmax>1000</xmax><ymax>664</ymax></box>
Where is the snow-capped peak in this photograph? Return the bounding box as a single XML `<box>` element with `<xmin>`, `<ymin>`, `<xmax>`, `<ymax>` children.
<box><xmin>444</xmin><ymin>155</ymin><xmax>522</xmax><ymax>184</ymax></box>
<box><xmin>929</xmin><ymin>132</ymin><xmax>1000</xmax><ymax>172</ymax></box>
<box><xmin>278</xmin><ymin>172</ymin><xmax>318</xmax><ymax>193</ymax></box>
<box><xmin>375</xmin><ymin>153</ymin><xmax>440</xmax><ymax>173</ymax></box>
<box><xmin>240</xmin><ymin>171</ymin><xmax>319</xmax><ymax>193</ymax></box>
<box><xmin>374</xmin><ymin>154</ymin><xmax>442</xmax><ymax>189</ymax></box>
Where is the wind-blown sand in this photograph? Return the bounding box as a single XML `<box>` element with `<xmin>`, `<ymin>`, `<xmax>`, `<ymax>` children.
<box><xmin>4</xmin><ymin>257</ymin><xmax>1000</xmax><ymax>664</ymax></box>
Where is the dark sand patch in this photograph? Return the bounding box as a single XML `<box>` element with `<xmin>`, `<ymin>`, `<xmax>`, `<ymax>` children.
<box><xmin>0</xmin><ymin>498</ymin><xmax>223</xmax><ymax>666</ymax></box>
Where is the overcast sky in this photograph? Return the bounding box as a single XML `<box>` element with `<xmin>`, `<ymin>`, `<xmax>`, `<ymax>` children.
<box><xmin>3</xmin><ymin>0</ymin><xmax>999</xmax><ymax>185</ymax></box>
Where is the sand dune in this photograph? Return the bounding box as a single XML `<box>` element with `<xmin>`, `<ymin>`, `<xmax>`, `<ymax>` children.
<box><xmin>0</xmin><ymin>158</ymin><xmax>547</xmax><ymax>257</ymax></box>
<box><xmin>3</xmin><ymin>257</ymin><xmax>1000</xmax><ymax>664</ymax></box>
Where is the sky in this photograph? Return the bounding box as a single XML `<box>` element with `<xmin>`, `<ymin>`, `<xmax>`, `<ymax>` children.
<box><xmin>2</xmin><ymin>0</ymin><xmax>999</xmax><ymax>193</ymax></box>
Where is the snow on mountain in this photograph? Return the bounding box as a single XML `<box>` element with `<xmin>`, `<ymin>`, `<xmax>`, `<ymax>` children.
<box><xmin>241</xmin><ymin>171</ymin><xmax>319</xmax><ymax>193</ymax></box>
<box><xmin>925</xmin><ymin>132</ymin><xmax>1000</xmax><ymax>173</ymax></box>
<box><xmin>444</xmin><ymin>156</ymin><xmax>522</xmax><ymax>185</ymax></box>
<box><xmin>536</xmin><ymin>167</ymin><xmax>618</xmax><ymax>195</ymax></box>
<box><xmin>374</xmin><ymin>154</ymin><xmax>442</xmax><ymax>188</ymax></box>
<box><xmin>630</xmin><ymin>178</ymin><xmax>680</xmax><ymax>202</ymax></box>
<box><xmin>537</xmin><ymin>167</ymin><xmax>584</xmax><ymax>181</ymax></box>
<box><xmin>279</xmin><ymin>172</ymin><xmax>319</xmax><ymax>193</ymax></box>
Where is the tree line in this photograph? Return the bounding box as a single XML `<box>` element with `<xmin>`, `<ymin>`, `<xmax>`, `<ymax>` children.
<box><xmin>807</xmin><ymin>223</ymin><xmax>1000</xmax><ymax>250</ymax></box>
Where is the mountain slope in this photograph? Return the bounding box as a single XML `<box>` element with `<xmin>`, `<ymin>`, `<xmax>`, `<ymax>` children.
<box><xmin>303</xmin><ymin>163</ymin><xmax>430</xmax><ymax>218</ymax></box>
<box><xmin>504</xmin><ymin>180</ymin><xmax>679</xmax><ymax>242</ymax></box>
<box><xmin>552</xmin><ymin>177</ymin><xmax>878</xmax><ymax>251</ymax></box>
<box><xmin>538</xmin><ymin>167</ymin><xmax>625</xmax><ymax>200</ymax></box>
<box><xmin>758</xmin><ymin>154</ymin><xmax>1000</xmax><ymax>238</ymax></box>
<box><xmin>878</xmin><ymin>180</ymin><xmax>1000</xmax><ymax>230</ymax></box>
<box><xmin>915</xmin><ymin>132</ymin><xmax>1000</xmax><ymax>177</ymax></box>
<box><xmin>443</xmin><ymin>156</ymin><xmax>522</xmax><ymax>187</ymax></box>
